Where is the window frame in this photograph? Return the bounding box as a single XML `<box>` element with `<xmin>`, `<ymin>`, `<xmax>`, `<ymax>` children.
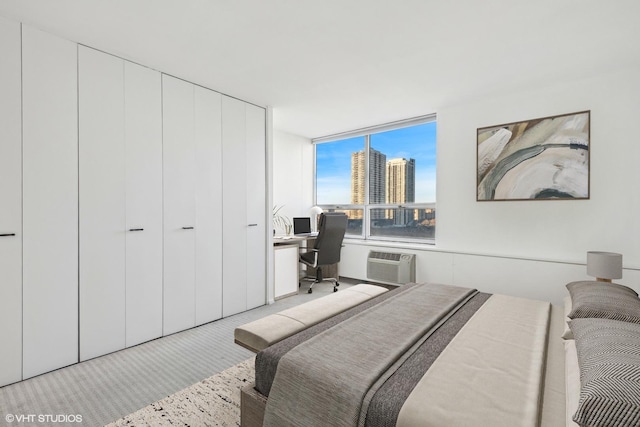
<box><xmin>313</xmin><ymin>114</ymin><xmax>436</xmax><ymax>244</ymax></box>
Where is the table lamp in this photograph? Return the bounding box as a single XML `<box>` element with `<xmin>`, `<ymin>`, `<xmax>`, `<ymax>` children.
<box><xmin>309</xmin><ymin>206</ymin><xmax>323</xmax><ymax>232</ymax></box>
<box><xmin>587</xmin><ymin>251</ymin><xmax>623</xmax><ymax>282</ymax></box>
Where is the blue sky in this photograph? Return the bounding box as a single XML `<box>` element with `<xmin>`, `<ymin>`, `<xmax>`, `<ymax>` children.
<box><xmin>316</xmin><ymin>122</ymin><xmax>437</xmax><ymax>204</ymax></box>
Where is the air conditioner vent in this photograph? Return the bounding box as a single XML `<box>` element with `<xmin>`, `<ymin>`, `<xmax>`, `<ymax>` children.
<box><xmin>366</xmin><ymin>251</ymin><xmax>416</xmax><ymax>285</ymax></box>
<box><xmin>368</xmin><ymin>251</ymin><xmax>402</xmax><ymax>262</ymax></box>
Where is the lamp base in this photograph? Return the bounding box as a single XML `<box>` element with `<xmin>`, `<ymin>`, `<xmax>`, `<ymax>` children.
<box><xmin>596</xmin><ymin>278</ymin><xmax>612</xmax><ymax>283</ymax></box>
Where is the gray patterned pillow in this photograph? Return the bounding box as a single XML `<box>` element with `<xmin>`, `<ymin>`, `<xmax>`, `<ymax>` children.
<box><xmin>569</xmin><ymin>318</ymin><xmax>640</xmax><ymax>427</ymax></box>
<box><xmin>567</xmin><ymin>281</ymin><xmax>640</xmax><ymax>324</ymax></box>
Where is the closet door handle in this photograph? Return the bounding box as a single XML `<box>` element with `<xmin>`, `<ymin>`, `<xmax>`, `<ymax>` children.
<box><xmin>248</xmin><ymin>224</ymin><xmax>258</xmax><ymax>227</ymax></box>
<box><xmin>182</xmin><ymin>226</ymin><xmax>194</xmax><ymax>230</ymax></box>
<box><xmin>128</xmin><ymin>228</ymin><xmax>144</xmax><ymax>232</ymax></box>
<box><xmin>0</xmin><ymin>233</ymin><xmax>16</xmax><ymax>237</ymax></box>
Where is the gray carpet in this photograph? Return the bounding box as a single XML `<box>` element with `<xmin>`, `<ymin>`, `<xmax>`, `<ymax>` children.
<box><xmin>0</xmin><ymin>280</ymin><xmax>358</xmax><ymax>427</ymax></box>
<box><xmin>107</xmin><ymin>357</ymin><xmax>255</xmax><ymax>427</ymax></box>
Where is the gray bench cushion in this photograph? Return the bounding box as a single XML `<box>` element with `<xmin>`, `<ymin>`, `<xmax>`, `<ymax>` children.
<box><xmin>234</xmin><ymin>284</ymin><xmax>388</xmax><ymax>352</ymax></box>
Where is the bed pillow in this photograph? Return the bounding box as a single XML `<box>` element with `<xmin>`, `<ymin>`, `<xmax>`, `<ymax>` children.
<box><xmin>569</xmin><ymin>318</ymin><xmax>640</xmax><ymax>427</ymax></box>
<box><xmin>564</xmin><ymin>339</ymin><xmax>580</xmax><ymax>427</ymax></box>
<box><xmin>566</xmin><ymin>281</ymin><xmax>640</xmax><ymax>324</ymax></box>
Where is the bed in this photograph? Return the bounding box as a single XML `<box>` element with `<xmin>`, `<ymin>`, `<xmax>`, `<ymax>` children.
<box><xmin>238</xmin><ymin>280</ymin><xmax>640</xmax><ymax>427</ymax></box>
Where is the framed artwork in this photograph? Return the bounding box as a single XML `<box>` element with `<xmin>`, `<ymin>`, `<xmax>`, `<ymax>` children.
<box><xmin>477</xmin><ymin>110</ymin><xmax>590</xmax><ymax>201</ymax></box>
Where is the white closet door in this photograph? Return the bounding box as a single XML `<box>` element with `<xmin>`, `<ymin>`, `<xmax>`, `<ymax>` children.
<box><xmin>222</xmin><ymin>95</ymin><xmax>248</xmax><ymax>317</ymax></box>
<box><xmin>163</xmin><ymin>75</ymin><xmax>196</xmax><ymax>335</ymax></box>
<box><xmin>22</xmin><ymin>25</ymin><xmax>79</xmax><ymax>379</ymax></box>
<box><xmin>125</xmin><ymin>62</ymin><xmax>163</xmax><ymax>346</ymax></box>
<box><xmin>245</xmin><ymin>104</ymin><xmax>267</xmax><ymax>309</ymax></box>
<box><xmin>194</xmin><ymin>86</ymin><xmax>223</xmax><ymax>325</ymax></box>
<box><xmin>0</xmin><ymin>17</ymin><xmax>22</xmax><ymax>387</ymax></box>
<box><xmin>78</xmin><ymin>46</ymin><xmax>126</xmax><ymax>361</ymax></box>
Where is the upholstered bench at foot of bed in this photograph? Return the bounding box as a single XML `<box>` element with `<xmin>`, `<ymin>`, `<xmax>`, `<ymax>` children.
<box><xmin>234</xmin><ymin>283</ymin><xmax>389</xmax><ymax>353</ymax></box>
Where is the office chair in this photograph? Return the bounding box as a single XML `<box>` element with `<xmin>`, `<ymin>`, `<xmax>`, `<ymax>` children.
<box><xmin>299</xmin><ymin>212</ymin><xmax>347</xmax><ymax>293</ymax></box>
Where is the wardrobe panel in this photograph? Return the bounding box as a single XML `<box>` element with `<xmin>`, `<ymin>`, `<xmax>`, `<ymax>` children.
<box><xmin>125</xmin><ymin>62</ymin><xmax>163</xmax><ymax>346</ymax></box>
<box><xmin>245</xmin><ymin>104</ymin><xmax>267</xmax><ymax>310</ymax></box>
<box><xmin>78</xmin><ymin>46</ymin><xmax>126</xmax><ymax>361</ymax></box>
<box><xmin>221</xmin><ymin>96</ymin><xmax>248</xmax><ymax>317</ymax></box>
<box><xmin>194</xmin><ymin>86</ymin><xmax>223</xmax><ymax>325</ymax></box>
<box><xmin>162</xmin><ymin>75</ymin><xmax>196</xmax><ymax>335</ymax></box>
<box><xmin>22</xmin><ymin>25</ymin><xmax>79</xmax><ymax>378</ymax></box>
<box><xmin>0</xmin><ymin>16</ymin><xmax>22</xmax><ymax>387</ymax></box>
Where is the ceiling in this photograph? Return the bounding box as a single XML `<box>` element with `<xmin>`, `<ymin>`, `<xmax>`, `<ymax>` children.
<box><xmin>0</xmin><ymin>0</ymin><xmax>638</xmax><ymax>139</ymax></box>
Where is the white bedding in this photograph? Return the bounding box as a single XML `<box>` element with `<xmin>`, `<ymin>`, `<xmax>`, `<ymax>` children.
<box><xmin>541</xmin><ymin>301</ymin><xmax>567</xmax><ymax>426</ymax></box>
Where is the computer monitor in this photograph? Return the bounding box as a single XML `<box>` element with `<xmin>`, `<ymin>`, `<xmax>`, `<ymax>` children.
<box><xmin>293</xmin><ymin>217</ymin><xmax>312</xmax><ymax>235</ymax></box>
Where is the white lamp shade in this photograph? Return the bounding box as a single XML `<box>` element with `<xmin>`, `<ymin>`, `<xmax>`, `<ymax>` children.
<box><xmin>587</xmin><ymin>251</ymin><xmax>623</xmax><ymax>280</ymax></box>
<box><xmin>309</xmin><ymin>206</ymin><xmax>323</xmax><ymax>232</ymax></box>
<box><xmin>309</xmin><ymin>206</ymin><xmax>323</xmax><ymax>215</ymax></box>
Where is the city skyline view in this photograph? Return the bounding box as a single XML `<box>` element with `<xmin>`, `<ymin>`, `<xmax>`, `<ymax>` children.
<box><xmin>348</xmin><ymin>147</ymin><xmax>417</xmax><ymax>222</ymax></box>
<box><xmin>316</xmin><ymin>122</ymin><xmax>436</xmax><ymax>205</ymax></box>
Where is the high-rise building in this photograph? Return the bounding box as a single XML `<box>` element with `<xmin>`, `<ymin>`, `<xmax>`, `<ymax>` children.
<box><xmin>350</xmin><ymin>148</ymin><xmax>386</xmax><ymax>219</ymax></box>
<box><xmin>386</xmin><ymin>158</ymin><xmax>415</xmax><ymax>224</ymax></box>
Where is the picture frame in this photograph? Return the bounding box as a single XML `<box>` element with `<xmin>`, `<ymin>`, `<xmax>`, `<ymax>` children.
<box><xmin>477</xmin><ymin>110</ymin><xmax>590</xmax><ymax>201</ymax></box>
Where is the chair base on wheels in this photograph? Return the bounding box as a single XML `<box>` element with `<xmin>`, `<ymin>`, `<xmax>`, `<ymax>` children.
<box><xmin>300</xmin><ymin>267</ymin><xmax>339</xmax><ymax>293</ymax></box>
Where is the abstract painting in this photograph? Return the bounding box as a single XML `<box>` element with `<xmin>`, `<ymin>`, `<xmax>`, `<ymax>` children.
<box><xmin>477</xmin><ymin>111</ymin><xmax>590</xmax><ymax>201</ymax></box>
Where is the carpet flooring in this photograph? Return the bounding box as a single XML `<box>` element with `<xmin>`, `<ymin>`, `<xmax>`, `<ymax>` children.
<box><xmin>106</xmin><ymin>357</ymin><xmax>255</xmax><ymax>427</ymax></box>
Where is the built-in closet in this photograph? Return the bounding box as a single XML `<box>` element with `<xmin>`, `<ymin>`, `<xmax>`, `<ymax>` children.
<box><xmin>222</xmin><ymin>97</ymin><xmax>267</xmax><ymax>316</ymax></box>
<box><xmin>0</xmin><ymin>17</ymin><xmax>267</xmax><ymax>388</ymax></box>
<box><xmin>78</xmin><ymin>46</ymin><xmax>164</xmax><ymax>361</ymax></box>
<box><xmin>162</xmin><ymin>75</ymin><xmax>223</xmax><ymax>336</ymax></box>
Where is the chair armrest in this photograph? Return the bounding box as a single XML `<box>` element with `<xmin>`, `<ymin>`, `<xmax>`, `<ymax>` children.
<box><xmin>299</xmin><ymin>249</ymin><xmax>319</xmax><ymax>268</ymax></box>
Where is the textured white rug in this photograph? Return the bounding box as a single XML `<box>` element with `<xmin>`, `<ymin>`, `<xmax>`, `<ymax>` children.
<box><xmin>106</xmin><ymin>357</ymin><xmax>255</xmax><ymax>427</ymax></box>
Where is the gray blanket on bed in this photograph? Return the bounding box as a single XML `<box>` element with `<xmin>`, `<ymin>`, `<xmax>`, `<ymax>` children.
<box><xmin>256</xmin><ymin>283</ymin><xmax>418</xmax><ymax>397</ymax></box>
<box><xmin>262</xmin><ymin>283</ymin><xmax>478</xmax><ymax>427</ymax></box>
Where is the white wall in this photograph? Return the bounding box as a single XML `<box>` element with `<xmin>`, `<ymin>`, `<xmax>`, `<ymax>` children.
<box><xmin>339</xmin><ymin>243</ymin><xmax>593</xmax><ymax>305</ymax></box>
<box><xmin>330</xmin><ymin>65</ymin><xmax>640</xmax><ymax>305</ymax></box>
<box><xmin>440</xmin><ymin>65</ymin><xmax>640</xmax><ymax>303</ymax></box>
<box><xmin>437</xmin><ymin>66</ymin><xmax>640</xmax><ymax>264</ymax></box>
<box><xmin>272</xmin><ymin>129</ymin><xmax>314</xmax><ymax>233</ymax></box>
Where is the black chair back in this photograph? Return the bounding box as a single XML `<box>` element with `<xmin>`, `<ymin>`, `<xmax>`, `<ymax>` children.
<box><xmin>313</xmin><ymin>213</ymin><xmax>347</xmax><ymax>266</ymax></box>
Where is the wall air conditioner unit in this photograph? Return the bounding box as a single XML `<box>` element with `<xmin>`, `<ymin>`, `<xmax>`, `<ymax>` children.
<box><xmin>366</xmin><ymin>251</ymin><xmax>416</xmax><ymax>285</ymax></box>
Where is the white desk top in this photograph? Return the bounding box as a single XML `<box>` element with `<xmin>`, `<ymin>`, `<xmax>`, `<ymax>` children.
<box><xmin>273</xmin><ymin>234</ymin><xmax>317</xmax><ymax>245</ymax></box>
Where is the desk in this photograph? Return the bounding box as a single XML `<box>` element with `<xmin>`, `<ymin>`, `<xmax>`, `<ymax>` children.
<box><xmin>273</xmin><ymin>235</ymin><xmax>313</xmax><ymax>246</ymax></box>
<box><xmin>273</xmin><ymin>234</ymin><xmax>338</xmax><ymax>299</ymax></box>
<box><xmin>273</xmin><ymin>235</ymin><xmax>312</xmax><ymax>299</ymax></box>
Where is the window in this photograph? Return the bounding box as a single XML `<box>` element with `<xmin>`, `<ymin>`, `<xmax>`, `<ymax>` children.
<box><xmin>314</xmin><ymin>115</ymin><xmax>436</xmax><ymax>243</ymax></box>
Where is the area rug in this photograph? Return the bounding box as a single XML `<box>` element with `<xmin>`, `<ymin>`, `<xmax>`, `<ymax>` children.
<box><xmin>106</xmin><ymin>357</ymin><xmax>255</xmax><ymax>427</ymax></box>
